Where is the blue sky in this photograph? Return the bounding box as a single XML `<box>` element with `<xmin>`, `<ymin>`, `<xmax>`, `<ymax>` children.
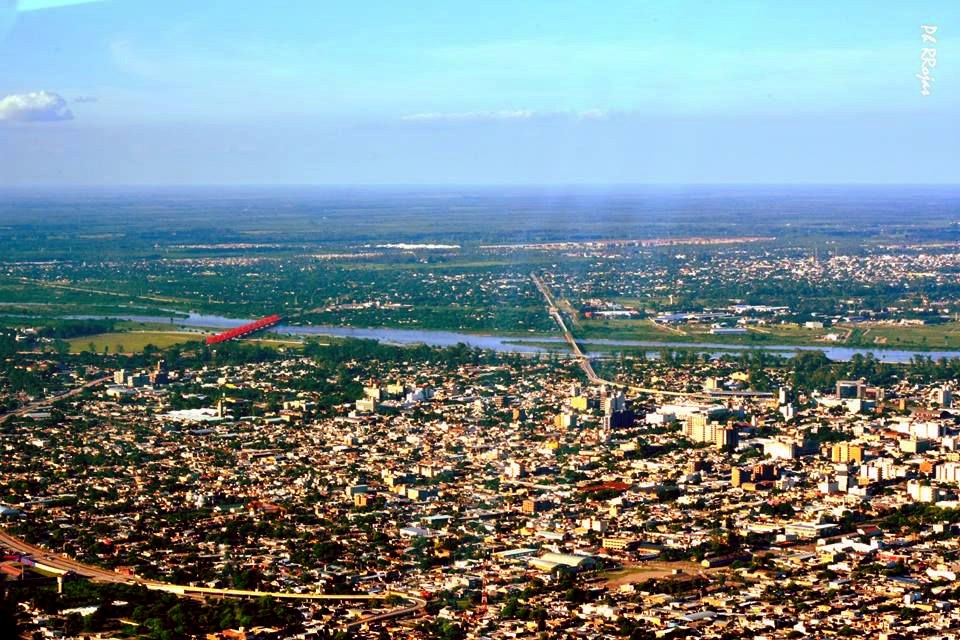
<box><xmin>0</xmin><ymin>0</ymin><xmax>957</xmax><ymax>185</ymax></box>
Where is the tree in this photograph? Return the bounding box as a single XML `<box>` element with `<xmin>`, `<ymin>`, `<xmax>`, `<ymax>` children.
<box><xmin>64</xmin><ymin>612</ymin><xmax>84</xmax><ymax>636</ymax></box>
<box><xmin>0</xmin><ymin>589</ymin><xmax>19</xmax><ymax>636</ymax></box>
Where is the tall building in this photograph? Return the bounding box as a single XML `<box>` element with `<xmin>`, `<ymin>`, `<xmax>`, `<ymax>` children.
<box><xmin>751</xmin><ymin>463</ymin><xmax>779</xmax><ymax>482</ymax></box>
<box><xmin>731</xmin><ymin>467</ymin><xmax>748</xmax><ymax>487</ymax></box>
<box><xmin>684</xmin><ymin>421</ymin><xmax>737</xmax><ymax>452</ymax></box>
<box><xmin>602</xmin><ymin>411</ymin><xmax>635</xmax><ymax>429</ymax></box>
<box><xmin>603</xmin><ymin>391</ymin><xmax>626</xmax><ymax>415</ymax></box>
<box><xmin>935</xmin><ymin>462</ymin><xmax>960</xmax><ymax>484</ymax></box>
<box><xmin>780</xmin><ymin>403</ymin><xmax>795</xmax><ymax>420</ymax></box>
<box><xmin>555</xmin><ymin>412</ymin><xmax>577</xmax><ymax>429</ymax></box>
<box><xmin>936</xmin><ymin>386</ymin><xmax>953</xmax><ymax>408</ymax></box>
<box><xmin>731</xmin><ymin>464</ymin><xmax>778</xmax><ymax>486</ymax></box>
<box><xmin>715</xmin><ymin>426</ymin><xmax>738</xmax><ymax>452</ymax></box>
<box><xmin>763</xmin><ymin>439</ymin><xmax>797</xmax><ymax>460</ymax></box>
<box><xmin>522</xmin><ymin>499</ymin><xmax>552</xmax><ymax>514</ymax></box>
<box><xmin>831</xmin><ymin>443</ymin><xmax>864</xmax><ymax>464</ymax></box>
<box><xmin>505</xmin><ymin>461</ymin><xmax>526</xmax><ymax>479</ymax></box>
<box><xmin>778</xmin><ymin>387</ymin><xmax>790</xmax><ymax>405</ymax></box>
<box><xmin>836</xmin><ymin>380</ymin><xmax>865</xmax><ymax>399</ymax></box>
<box><xmin>907</xmin><ymin>480</ymin><xmax>937</xmax><ymax>503</ymax></box>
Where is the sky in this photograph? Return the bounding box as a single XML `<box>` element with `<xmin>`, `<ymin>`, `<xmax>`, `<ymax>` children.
<box><xmin>0</xmin><ymin>0</ymin><xmax>957</xmax><ymax>186</ymax></box>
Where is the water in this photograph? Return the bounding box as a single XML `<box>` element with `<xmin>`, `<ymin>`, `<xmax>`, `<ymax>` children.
<box><xmin>525</xmin><ymin>336</ymin><xmax>960</xmax><ymax>363</ymax></box>
<box><xmin>66</xmin><ymin>312</ymin><xmax>960</xmax><ymax>363</ymax></box>
<box><xmin>68</xmin><ymin>313</ymin><xmax>552</xmax><ymax>354</ymax></box>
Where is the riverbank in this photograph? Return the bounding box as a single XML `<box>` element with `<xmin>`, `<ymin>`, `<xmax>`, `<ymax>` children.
<box><xmin>53</xmin><ymin>313</ymin><xmax>960</xmax><ymax>364</ymax></box>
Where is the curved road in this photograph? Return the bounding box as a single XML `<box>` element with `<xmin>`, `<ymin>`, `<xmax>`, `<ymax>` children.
<box><xmin>0</xmin><ymin>376</ymin><xmax>110</xmax><ymax>425</ymax></box>
<box><xmin>0</xmin><ymin>528</ymin><xmax>425</xmax><ymax>629</ymax></box>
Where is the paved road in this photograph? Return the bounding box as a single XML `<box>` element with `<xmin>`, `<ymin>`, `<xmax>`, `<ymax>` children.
<box><xmin>531</xmin><ymin>273</ymin><xmax>696</xmax><ymax>397</ymax></box>
<box><xmin>17</xmin><ymin>277</ymin><xmax>193</xmax><ymax>306</ymax></box>
<box><xmin>530</xmin><ymin>273</ymin><xmax>780</xmax><ymax>400</ymax></box>
<box><xmin>0</xmin><ymin>376</ymin><xmax>110</xmax><ymax>425</ymax></box>
<box><xmin>531</xmin><ymin>273</ymin><xmax>597</xmax><ymax>380</ymax></box>
<box><xmin>0</xmin><ymin>528</ymin><xmax>425</xmax><ymax>628</ymax></box>
<box><xmin>343</xmin><ymin>594</ymin><xmax>428</xmax><ymax>629</ymax></box>
<box><xmin>0</xmin><ymin>375</ymin><xmax>427</xmax><ymax>629</ymax></box>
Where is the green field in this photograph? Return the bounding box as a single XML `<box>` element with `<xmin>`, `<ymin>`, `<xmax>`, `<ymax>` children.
<box><xmin>68</xmin><ymin>331</ymin><xmax>204</xmax><ymax>354</ymax></box>
<box><xmin>67</xmin><ymin>330</ymin><xmax>305</xmax><ymax>354</ymax></box>
<box><xmin>843</xmin><ymin>322</ymin><xmax>960</xmax><ymax>350</ymax></box>
<box><xmin>576</xmin><ymin>317</ymin><xmax>834</xmax><ymax>345</ymax></box>
<box><xmin>569</xmin><ymin>314</ymin><xmax>960</xmax><ymax>352</ymax></box>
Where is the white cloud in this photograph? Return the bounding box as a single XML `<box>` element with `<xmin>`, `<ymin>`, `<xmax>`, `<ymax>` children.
<box><xmin>0</xmin><ymin>91</ymin><xmax>73</xmax><ymax>122</ymax></box>
<box><xmin>402</xmin><ymin>109</ymin><xmax>606</xmax><ymax>122</ymax></box>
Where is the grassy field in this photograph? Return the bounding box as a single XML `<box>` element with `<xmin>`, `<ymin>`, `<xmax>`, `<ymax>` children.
<box><xmin>602</xmin><ymin>561</ymin><xmax>708</xmax><ymax>587</ymax></box>
<box><xmin>68</xmin><ymin>331</ymin><xmax>204</xmax><ymax>354</ymax></box>
<box><xmin>575</xmin><ymin>317</ymin><xmax>835</xmax><ymax>345</ymax></box>
<box><xmin>843</xmin><ymin>322</ymin><xmax>960</xmax><ymax>350</ymax></box>
<box><xmin>569</xmin><ymin>314</ymin><xmax>960</xmax><ymax>352</ymax></box>
<box><xmin>68</xmin><ymin>330</ymin><xmax>305</xmax><ymax>354</ymax></box>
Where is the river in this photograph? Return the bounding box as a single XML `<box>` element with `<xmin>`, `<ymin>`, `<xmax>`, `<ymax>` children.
<box><xmin>67</xmin><ymin>312</ymin><xmax>960</xmax><ymax>363</ymax></box>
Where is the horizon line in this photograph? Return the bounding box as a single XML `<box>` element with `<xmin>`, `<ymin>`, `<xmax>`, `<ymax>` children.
<box><xmin>1</xmin><ymin>182</ymin><xmax>959</xmax><ymax>191</ymax></box>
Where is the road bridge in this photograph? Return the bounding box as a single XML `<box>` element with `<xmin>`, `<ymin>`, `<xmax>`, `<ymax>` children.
<box><xmin>531</xmin><ymin>273</ymin><xmax>776</xmax><ymax>401</ymax></box>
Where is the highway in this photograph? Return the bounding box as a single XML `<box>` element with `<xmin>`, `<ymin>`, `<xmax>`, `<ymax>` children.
<box><xmin>0</xmin><ymin>528</ymin><xmax>425</xmax><ymax>629</ymax></box>
<box><xmin>531</xmin><ymin>272</ymin><xmax>717</xmax><ymax>399</ymax></box>
<box><xmin>342</xmin><ymin>594</ymin><xmax>427</xmax><ymax>629</ymax></box>
<box><xmin>0</xmin><ymin>375</ymin><xmax>110</xmax><ymax>425</ymax></box>
<box><xmin>531</xmin><ymin>272</ymin><xmax>597</xmax><ymax>380</ymax></box>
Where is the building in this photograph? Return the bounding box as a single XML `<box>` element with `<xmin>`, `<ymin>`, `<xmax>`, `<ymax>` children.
<box><xmin>528</xmin><ymin>552</ymin><xmax>598</xmax><ymax>573</ymax></box>
<box><xmin>752</xmin><ymin>463</ymin><xmax>779</xmax><ymax>482</ymax></box>
<box><xmin>778</xmin><ymin>387</ymin><xmax>790</xmax><ymax>405</ymax></box>
<box><xmin>763</xmin><ymin>439</ymin><xmax>797</xmax><ymax>460</ymax></box>
<box><xmin>355</xmin><ymin>397</ymin><xmax>377</xmax><ymax>413</ymax></box>
<box><xmin>935</xmin><ymin>462</ymin><xmax>960</xmax><ymax>484</ymax></box>
<box><xmin>935</xmin><ymin>386</ymin><xmax>953</xmax><ymax>408</ymax></box>
<box><xmin>900</xmin><ymin>438</ymin><xmax>932</xmax><ymax>454</ymax></box>
<box><xmin>732</xmin><ymin>464</ymin><xmax>778</xmax><ymax>488</ymax></box>
<box><xmin>554</xmin><ymin>413</ymin><xmax>577</xmax><ymax>429</ymax></box>
<box><xmin>505</xmin><ymin>461</ymin><xmax>526</xmax><ymax>479</ymax></box>
<box><xmin>684</xmin><ymin>421</ymin><xmax>738</xmax><ymax>452</ymax></box>
<box><xmin>836</xmin><ymin>380</ymin><xmax>865</xmax><ymax>399</ymax></box>
<box><xmin>731</xmin><ymin>468</ymin><xmax>748</xmax><ymax>488</ymax></box>
<box><xmin>602</xmin><ymin>411</ymin><xmax>635</xmax><ymax>429</ymax></box>
<box><xmin>710</xmin><ymin>327</ymin><xmax>748</xmax><ymax>335</ymax></box>
<box><xmin>522</xmin><ymin>499</ymin><xmax>552</xmax><ymax>514</ymax></box>
<box><xmin>784</xmin><ymin>522</ymin><xmax>838</xmax><ymax>540</ymax></box>
<box><xmin>831</xmin><ymin>443</ymin><xmax>864</xmax><ymax>464</ymax></box>
<box><xmin>907</xmin><ymin>480</ymin><xmax>938</xmax><ymax>503</ymax></box>
<box><xmin>602</xmin><ymin>391</ymin><xmax>626</xmax><ymax>415</ymax></box>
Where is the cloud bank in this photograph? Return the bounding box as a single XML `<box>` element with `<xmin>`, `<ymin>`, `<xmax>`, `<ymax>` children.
<box><xmin>0</xmin><ymin>91</ymin><xmax>74</xmax><ymax>122</ymax></box>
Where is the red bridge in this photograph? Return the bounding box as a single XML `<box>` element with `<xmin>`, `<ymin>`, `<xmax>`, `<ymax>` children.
<box><xmin>206</xmin><ymin>315</ymin><xmax>283</xmax><ymax>345</ymax></box>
